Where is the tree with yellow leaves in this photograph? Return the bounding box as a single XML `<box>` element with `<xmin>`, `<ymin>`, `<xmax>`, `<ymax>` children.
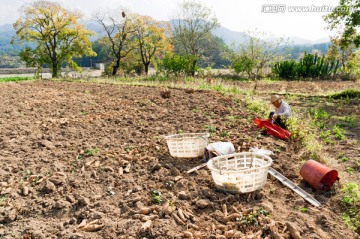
<box><xmin>13</xmin><ymin>0</ymin><xmax>96</xmax><ymax>78</ymax></box>
<box><xmin>132</xmin><ymin>15</ymin><xmax>173</xmax><ymax>75</ymax></box>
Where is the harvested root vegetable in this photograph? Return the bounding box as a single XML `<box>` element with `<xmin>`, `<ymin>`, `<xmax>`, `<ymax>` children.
<box><xmin>22</xmin><ymin>185</ymin><xmax>29</xmax><ymax>196</ymax></box>
<box><xmin>188</xmin><ymin>223</ymin><xmax>199</xmax><ymax>230</ymax></box>
<box><xmin>172</xmin><ymin>212</ymin><xmax>185</xmax><ymax>225</ymax></box>
<box><xmin>182</xmin><ymin>209</ymin><xmax>190</xmax><ymax>219</ymax></box>
<box><xmin>222</xmin><ymin>204</ymin><xmax>228</xmax><ymax>218</ymax></box>
<box><xmin>0</xmin><ymin>182</ymin><xmax>8</xmax><ymax>187</ymax></box>
<box><xmin>103</xmin><ymin>166</ymin><xmax>114</xmax><ymax>172</ymax></box>
<box><xmin>85</xmin><ymin>159</ymin><xmax>96</xmax><ymax>167</ymax></box>
<box><xmin>55</xmin><ymin>172</ymin><xmax>67</xmax><ymax>178</ymax></box>
<box><xmin>138</xmin><ymin>207</ymin><xmax>152</xmax><ymax>215</ymax></box>
<box><xmin>162</xmin><ymin>204</ymin><xmax>175</xmax><ymax>215</ymax></box>
<box><xmin>225</xmin><ymin>230</ymin><xmax>234</xmax><ymax>238</ymax></box>
<box><xmin>81</xmin><ymin>224</ymin><xmax>104</xmax><ymax>232</ymax></box>
<box><xmin>272</xmin><ymin>232</ymin><xmax>285</xmax><ymax>239</ymax></box>
<box><xmin>141</xmin><ymin>215</ymin><xmax>158</xmax><ymax>222</ymax></box>
<box><xmin>78</xmin><ymin>219</ymin><xmax>87</xmax><ymax>228</ymax></box>
<box><xmin>286</xmin><ymin>222</ymin><xmax>302</xmax><ymax>239</ymax></box>
<box><xmin>183</xmin><ymin>231</ymin><xmax>193</xmax><ymax>238</ymax></box>
<box><xmin>244</xmin><ymin>229</ymin><xmax>262</xmax><ymax>239</ymax></box>
<box><xmin>243</xmin><ymin>208</ymin><xmax>253</xmax><ymax>215</ymax></box>
<box><xmin>216</xmin><ymin>224</ymin><xmax>226</xmax><ymax>230</ymax></box>
<box><xmin>118</xmin><ymin>167</ymin><xmax>124</xmax><ymax>175</ymax></box>
<box><xmin>124</xmin><ymin>164</ymin><xmax>131</xmax><ymax>173</ymax></box>
<box><xmin>177</xmin><ymin>208</ymin><xmax>187</xmax><ymax>222</ymax></box>
<box><xmin>216</xmin><ymin>236</ymin><xmax>226</xmax><ymax>239</ymax></box>
<box><xmin>223</xmin><ymin>213</ymin><xmax>242</xmax><ymax>223</ymax></box>
<box><xmin>28</xmin><ymin>175</ymin><xmax>43</xmax><ymax>183</ymax></box>
<box><xmin>140</xmin><ymin>220</ymin><xmax>152</xmax><ymax>232</ymax></box>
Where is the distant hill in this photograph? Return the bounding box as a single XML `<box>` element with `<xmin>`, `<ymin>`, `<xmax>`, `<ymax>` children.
<box><xmin>0</xmin><ymin>24</ymin><xmax>18</xmax><ymax>55</ymax></box>
<box><xmin>0</xmin><ymin>21</ymin><xmax>331</xmax><ymax>67</ymax></box>
<box><xmin>212</xmin><ymin>26</ymin><xmax>250</xmax><ymax>46</ymax></box>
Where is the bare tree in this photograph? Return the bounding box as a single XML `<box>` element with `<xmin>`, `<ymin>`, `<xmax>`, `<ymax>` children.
<box><xmin>94</xmin><ymin>9</ymin><xmax>137</xmax><ymax>76</ymax></box>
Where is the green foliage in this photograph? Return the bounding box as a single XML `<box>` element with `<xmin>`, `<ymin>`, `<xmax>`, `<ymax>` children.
<box><xmin>160</xmin><ymin>53</ymin><xmax>198</xmax><ymax>76</ymax></box>
<box><xmin>151</xmin><ymin>190</ymin><xmax>162</xmax><ymax>204</ymax></box>
<box><xmin>332</xmin><ymin>125</ymin><xmax>345</xmax><ymax>140</ymax></box>
<box><xmin>230</xmin><ymin>54</ymin><xmax>255</xmax><ymax>76</ymax></box>
<box><xmin>329</xmin><ymin>89</ymin><xmax>360</xmax><ymax>99</ymax></box>
<box><xmin>205</xmin><ymin>125</ymin><xmax>216</xmax><ymax>134</ymax></box>
<box><xmin>13</xmin><ymin>0</ymin><xmax>96</xmax><ymax>78</ymax></box>
<box><xmin>244</xmin><ymin>98</ymin><xmax>270</xmax><ymax>118</ymax></box>
<box><xmin>299</xmin><ymin>207</ymin><xmax>309</xmax><ymax>213</ymax></box>
<box><xmin>85</xmin><ymin>148</ymin><xmax>100</xmax><ymax>156</ymax></box>
<box><xmin>172</xmin><ymin>0</ymin><xmax>219</xmax><ymax>76</ymax></box>
<box><xmin>220</xmin><ymin>130</ymin><xmax>229</xmax><ymax>137</ymax></box>
<box><xmin>0</xmin><ymin>77</ymin><xmax>34</xmax><ymax>82</ymax></box>
<box><xmin>341</xmin><ymin>183</ymin><xmax>359</xmax><ymax>205</ymax></box>
<box><xmin>229</xmin><ymin>31</ymin><xmax>288</xmax><ymax>79</ymax></box>
<box><xmin>272</xmin><ymin>60</ymin><xmax>297</xmax><ymax>79</ymax></box>
<box><xmin>325</xmin><ymin>0</ymin><xmax>360</xmax><ymax>49</ymax></box>
<box><xmin>273</xmin><ymin>52</ymin><xmax>339</xmax><ymax>80</ymax></box>
<box><xmin>298</xmin><ymin>52</ymin><xmax>339</xmax><ymax>78</ymax></box>
<box><xmin>340</xmin><ymin>183</ymin><xmax>360</xmax><ymax>233</ymax></box>
<box><xmin>309</xmin><ymin>108</ymin><xmax>330</xmax><ymax>121</ymax></box>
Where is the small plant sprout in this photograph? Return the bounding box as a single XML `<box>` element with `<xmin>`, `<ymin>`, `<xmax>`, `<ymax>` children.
<box><xmin>205</xmin><ymin>125</ymin><xmax>216</xmax><ymax>134</ymax></box>
<box><xmin>220</xmin><ymin>131</ymin><xmax>229</xmax><ymax>137</ymax></box>
<box><xmin>332</xmin><ymin>125</ymin><xmax>345</xmax><ymax>140</ymax></box>
<box><xmin>346</xmin><ymin>167</ymin><xmax>354</xmax><ymax>174</ymax></box>
<box><xmin>299</xmin><ymin>207</ymin><xmax>309</xmax><ymax>213</ymax></box>
<box><xmin>151</xmin><ymin>190</ymin><xmax>162</xmax><ymax>204</ymax></box>
<box><xmin>85</xmin><ymin>148</ymin><xmax>100</xmax><ymax>156</ymax></box>
<box><xmin>124</xmin><ymin>145</ymin><xmax>132</xmax><ymax>153</ymax></box>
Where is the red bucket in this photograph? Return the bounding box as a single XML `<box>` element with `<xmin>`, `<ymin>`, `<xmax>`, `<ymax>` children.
<box><xmin>300</xmin><ymin>160</ymin><xmax>338</xmax><ymax>191</ymax></box>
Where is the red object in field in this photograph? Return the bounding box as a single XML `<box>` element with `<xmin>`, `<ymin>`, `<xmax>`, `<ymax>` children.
<box><xmin>300</xmin><ymin>160</ymin><xmax>339</xmax><ymax>191</ymax></box>
<box><xmin>253</xmin><ymin>118</ymin><xmax>291</xmax><ymax>140</ymax></box>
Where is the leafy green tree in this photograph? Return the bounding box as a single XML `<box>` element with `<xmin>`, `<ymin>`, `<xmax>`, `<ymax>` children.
<box><xmin>324</xmin><ymin>0</ymin><xmax>360</xmax><ymax>48</ymax></box>
<box><xmin>197</xmin><ymin>34</ymin><xmax>231</xmax><ymax>68</ymax></box>
<box><xmin>327</xmin><ymin>35</ymin><xmax>359</xmax><ymax>74</ymax></box>
<box><xmin>172</xmin><ymin>0</ymin><xmax>219</xmax><ymax>76</ymax></box>
<box><xmin>230</xmin><ymin>55</ymin><xmax>255</xmax><ymax>77</ymax></box>
<box><xmin>160</xmin><ymin>53</ymin><xmax>197</xmax><ymax>76</ymax></box>
<box><xmin>229</xmin><ymin>31</ymin><xmax>289</xmax><ymax>79</ymax></box>
<box><xmin>13</xmin><ymin>0</ymin><xmax>96</xmax><ymax>78</ymax></box>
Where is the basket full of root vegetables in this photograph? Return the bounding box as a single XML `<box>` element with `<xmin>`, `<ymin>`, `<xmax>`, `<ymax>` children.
<box><xmin>207</xmin><ymin>152</ymin><xmax>272</xmax><ymax>193</ymax></box>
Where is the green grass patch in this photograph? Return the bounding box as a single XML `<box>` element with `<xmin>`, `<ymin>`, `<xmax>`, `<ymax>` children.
<box><xmin>329</xmin><ymin>89</ymin><xmax>360</xmax><ymax>99</ymax></box>
<box><xmin>0</xmin><ymin>76</ymin><xmax>35</xmax><ymax>82</ymax></box>
<box><xmin>340</xmin><ymin>183</ymin><xmax>360</xmax><ymax>233</ymax></box>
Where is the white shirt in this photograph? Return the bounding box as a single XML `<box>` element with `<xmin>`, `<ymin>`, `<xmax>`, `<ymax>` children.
<box><xmin>275</xmin><ymin>101</ymin><xmax>292</xmax><ymax>119</ymax></box>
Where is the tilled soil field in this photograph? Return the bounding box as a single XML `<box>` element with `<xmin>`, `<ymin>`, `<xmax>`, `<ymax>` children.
<box><xmin>0</xmin><ymin>80</ymin><xmax>357</xmax><ymax>239</ymax></box>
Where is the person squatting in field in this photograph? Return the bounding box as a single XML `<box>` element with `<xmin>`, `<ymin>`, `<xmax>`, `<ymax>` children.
<box><xmin>269</xmin><ymin>95</ymin><xmax>292</xmax><ymax>129</ymax></box>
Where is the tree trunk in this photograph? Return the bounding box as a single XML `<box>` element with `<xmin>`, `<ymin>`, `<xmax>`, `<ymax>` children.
<box><xmin>191</xmin><ymin>59</ymin><xmax>197</xmax><ymax>76</ymax></box>
<box><xmin>144</xmin><ymin>63</ymin><xmax>149</xmax><ymax>76</ymax></box>
<box><xmin>112</xmin><ymin>59</ymin><xmax>121</xmax><ymax>76</ymax></box>
<box><xmin>52</xmin><ymin>61</ymin><xmax>58</xmax><ymax>78</ymax></box>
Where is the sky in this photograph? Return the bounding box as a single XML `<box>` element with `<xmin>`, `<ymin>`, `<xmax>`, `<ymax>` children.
<box><xmin>0</xmin><ymin>0</ymin><xmax>342</xmax><ymax>41</ymax></box>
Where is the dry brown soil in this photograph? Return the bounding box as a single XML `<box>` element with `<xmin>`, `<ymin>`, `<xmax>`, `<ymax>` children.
<box><xmin>0</xmin><ymin>80</ymin><xmax>358</xmax><ymax>239</ymax></box>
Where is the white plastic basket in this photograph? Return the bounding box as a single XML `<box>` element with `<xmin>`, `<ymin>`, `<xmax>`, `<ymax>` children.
<box><xmin>164</xmin><ymin>133</ymin><xmax>210</xmax><ymax>158</ymax></box>
<box><xmin>207</xmin><ymin>152</ymin><xmax>272</xmax><ymax>193</ymax></box>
